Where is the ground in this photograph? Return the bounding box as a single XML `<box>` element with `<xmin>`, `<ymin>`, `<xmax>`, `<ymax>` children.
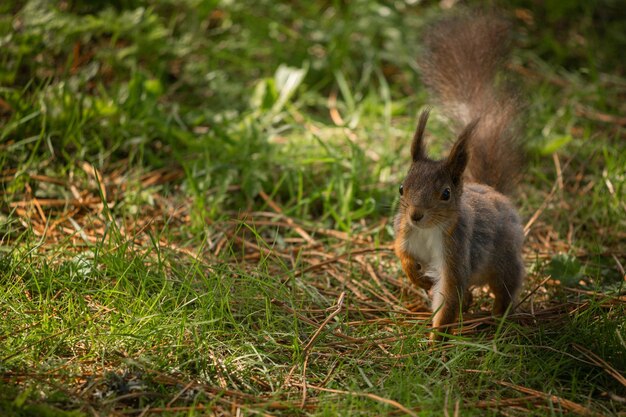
<box><xmin>1</xmin><ymin>1</ymin><xmax>625</xmax><ymax>416</ymax></box>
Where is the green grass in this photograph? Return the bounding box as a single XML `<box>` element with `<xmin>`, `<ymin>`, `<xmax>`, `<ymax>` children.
<box><xmin>1</xmin><ymin>0</ymin><xmax>625</xmax><ymax>416</ymax></box>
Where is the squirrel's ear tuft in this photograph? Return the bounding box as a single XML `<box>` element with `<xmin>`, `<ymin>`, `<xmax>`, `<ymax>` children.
<box><xmin>411</xmin><ymin>109</ymin><xmax>430</xmax><ymax>161</ymax></box>
<box><xmin>447</xmin><ymin>118</ymin><xmax>479</xmax><ymax>185</ymax></box>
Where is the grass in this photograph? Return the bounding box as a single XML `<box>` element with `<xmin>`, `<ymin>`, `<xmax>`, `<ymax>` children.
<box><xmin>1</xmin><ymin>0</ymin><xmax>625</xmax><ymax>416</ymax></box>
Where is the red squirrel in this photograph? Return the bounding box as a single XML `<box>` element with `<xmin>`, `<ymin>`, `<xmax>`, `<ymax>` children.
<box><xmin>394</xmin><ymin>12</ymin><xmax>525</xmax><ymax>341</ymax></box>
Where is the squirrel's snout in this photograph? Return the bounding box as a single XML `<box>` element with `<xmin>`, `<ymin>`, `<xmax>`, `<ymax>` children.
<box><xmin>410</xmin><ymin>210</ymin><xmax>424</xmax><ymax>223</ymax></box>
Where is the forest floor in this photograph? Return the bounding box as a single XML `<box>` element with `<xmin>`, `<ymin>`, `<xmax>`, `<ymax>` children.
<box><xmin>1</xmin><ymin>1</ymin><xmax>625</xmax><ymax>416</ymax></box>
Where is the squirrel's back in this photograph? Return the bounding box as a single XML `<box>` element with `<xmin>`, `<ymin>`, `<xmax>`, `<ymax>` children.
<box><xmin>419</xmin><ymin>11</ymin><xmax>524</xmax><ymax>194</ymax></box>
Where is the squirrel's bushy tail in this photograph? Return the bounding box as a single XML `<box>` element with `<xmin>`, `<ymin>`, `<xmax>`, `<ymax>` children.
<box><xmin>420</xmin><ymin>11</ymin><xmax>524</xmax><ymax>194</ymax></box>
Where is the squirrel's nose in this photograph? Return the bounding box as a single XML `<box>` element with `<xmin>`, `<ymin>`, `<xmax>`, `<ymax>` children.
<box><xmin>411</xmin><ymin>211</ymin><xmax>424</xmax><ymax>223</ymax></box>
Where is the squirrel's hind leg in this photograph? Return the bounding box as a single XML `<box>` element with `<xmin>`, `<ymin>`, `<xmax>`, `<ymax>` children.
<box><xmin>462</xmin><ymin>289</ymin><xmax>473</xmax><ymax>312</ymax></box>
<box><xmin>488</xmin><ymin>257</ymin><xmax>524</xmax><ymax>316</ymax></box>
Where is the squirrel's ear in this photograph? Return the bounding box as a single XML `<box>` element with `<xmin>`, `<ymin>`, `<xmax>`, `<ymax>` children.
<box><xmin>446</xmin><ymin>118</ymin><xmax>479</xmax><ymax>185</ymax></box>
<box><xmin>411</xmin><ymin>110</ymin><xmax>430</xmax><ymax>161</ymax></box>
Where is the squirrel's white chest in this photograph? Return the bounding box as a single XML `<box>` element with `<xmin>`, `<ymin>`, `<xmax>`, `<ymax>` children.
<box><xmin>402</xmin><ymin>226</ymin><xmax>445</xmax><ymax>279</ymax></box>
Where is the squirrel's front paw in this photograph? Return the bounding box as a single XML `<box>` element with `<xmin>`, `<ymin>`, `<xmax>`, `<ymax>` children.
<box><xmin>398</xmin><ymin>252</ymin><xmax>433</xmax><ymax>290</ymax></box>
<box><xmin>409</xmin><ymin>265</ymin><xmax>433</xmax><ymax>290</ymax></box>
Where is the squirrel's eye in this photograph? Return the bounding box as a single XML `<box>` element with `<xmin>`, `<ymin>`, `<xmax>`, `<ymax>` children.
<box><xmin>441</xmin><ymin>187</ymin><xmax>451</xmax><ymax>201</ymax></box>
<box><xmin>399</xmin><ymin>184</ymin><xmax>404</xmax><ymax>196</ymax></box>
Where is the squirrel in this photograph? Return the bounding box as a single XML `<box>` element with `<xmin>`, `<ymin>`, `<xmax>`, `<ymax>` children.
<box><xmin>394</xmin><ymin>11</ymin><xmax>525</xmax><ymax>341</ymax></box>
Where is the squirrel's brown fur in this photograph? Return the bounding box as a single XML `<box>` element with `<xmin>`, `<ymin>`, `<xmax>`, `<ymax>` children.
<box><xmin>394</xmin><ymin>11</ymin><xmax>525</xmax><ymax>341</ymax></box>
